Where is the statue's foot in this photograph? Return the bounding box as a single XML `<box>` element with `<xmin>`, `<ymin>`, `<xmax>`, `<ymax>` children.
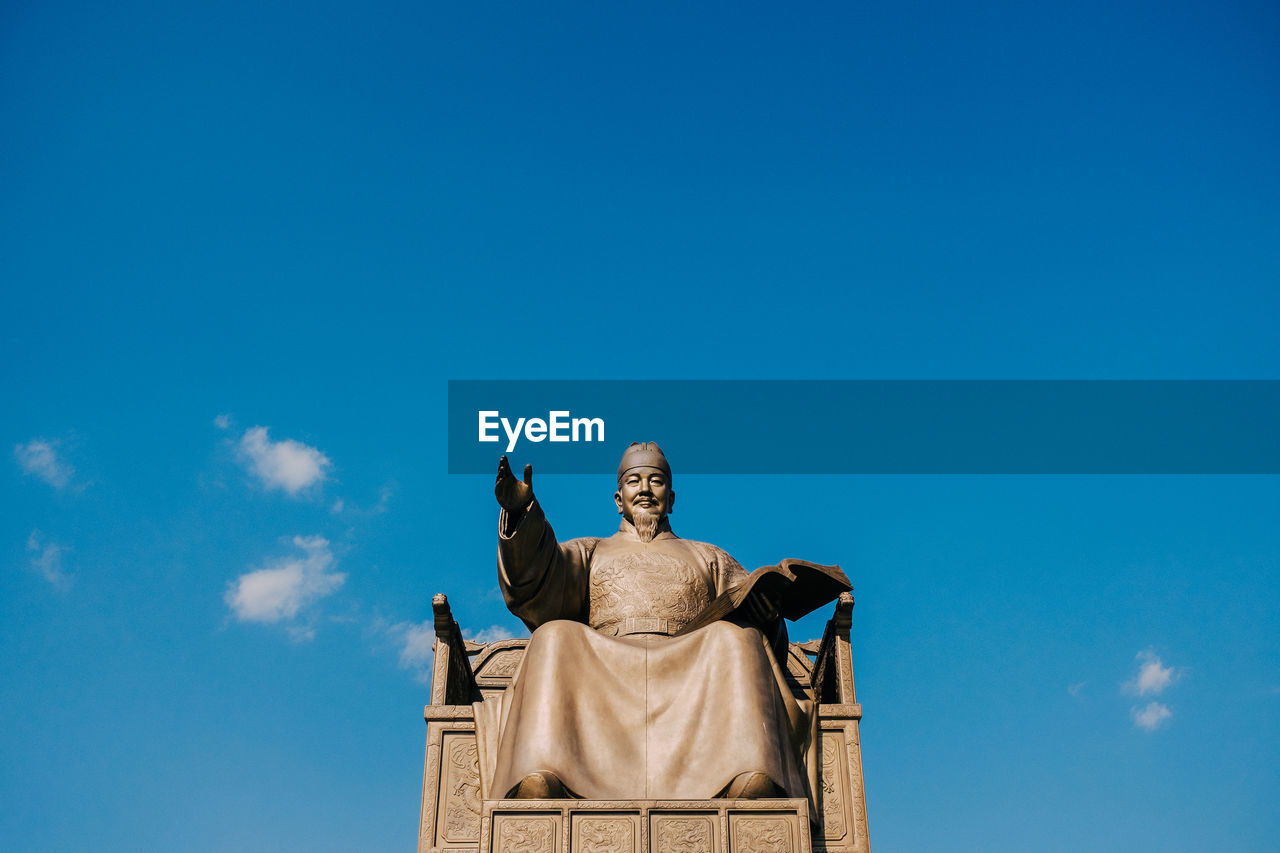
<box><xmin>508</xmin><ymin>771</ymin><xmax>567</xmax><ymax>799</ymax></box>
<box><xmin>722</xmin><ymin>772</ymin><xmax>780</xmax><ymax>799</ymax></box>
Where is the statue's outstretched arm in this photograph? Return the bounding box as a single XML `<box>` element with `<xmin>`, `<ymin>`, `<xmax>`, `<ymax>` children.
<box><xmin>495</xmin><ymin>457</ymin><xmax>592</xmax><ymax>628</ymax></box>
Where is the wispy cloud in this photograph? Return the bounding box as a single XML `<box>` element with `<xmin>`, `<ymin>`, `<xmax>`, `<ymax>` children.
<box><xmin>14</xmin><ymin>439</ymin><xmax>74</xmax><ymax>489</ymax></box>
<box><xmin>225</xmin><ymin>536</ymin><xmax>345</xmax><ymax>637</ymax></box>
<box><xmin>26</xmin><ymin>530</ymin><xmax>70</xmax><ymax>587</ymax></box>
<box><xmin>1068</xmin><ymin>681</ymin><xmax>1087</xmax><ymax>697</ymax></box>
<box><xmin>1124</xmin><ymin>648</ymin><xmax>1183</xmax><ymax>696</ymax></box>
<box><xmin>466</xmin><ymin>625</ymin><xmax>520</xmax><ymax>644</ymax></box>
<box><xmin>380</xmin><ymin>620</ymin><xmax>524</xmax><ymax>683</ymax></box>
<box><xmin>1131</xmin><ymin>701</ymin><xmax>1173</xmax><ymax>731</ymax></box>
<box><xmin>400</xmin><ymin>621</ymin><xmax>436</xmax><ymax>673</ymax></box>
<box><xmin>379</xmin><ymin>619</ymin><xmax>435</xmax><ymax>682</ymax></box>
<box><xmin>213</xmin><ymin>413</ymin><xmax>232</xmax><ymax>430</ymax></box>
<box><xmin>329</xmin><ymin>484</ymin><xmax>393</xmax><ymax>518</ymax></box>
<box><xmin>237</xmin><ymin>426</ymin><xmax>331</xmax><ymax>495</ymax></box>
<box><xmin>1122</xmin><ymin>649</ymin><xmax>1185</xmax><ymax>731</ymax></box>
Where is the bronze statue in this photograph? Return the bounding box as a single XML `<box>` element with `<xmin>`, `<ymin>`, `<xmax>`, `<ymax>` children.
<box><xmin>472</xmin><ymin>442</ymin><xmax>814</xmax><ymax>803</ymax></box>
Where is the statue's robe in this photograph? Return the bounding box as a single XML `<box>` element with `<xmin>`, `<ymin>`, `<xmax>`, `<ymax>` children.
<box><xmin>473</xmin><ymin>500</ymin><xmax>812</xmax><ymax>802</ymax></box>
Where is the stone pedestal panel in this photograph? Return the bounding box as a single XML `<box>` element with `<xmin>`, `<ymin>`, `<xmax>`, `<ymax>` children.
<box><xmin>420</xmin><ymin>712</ymin><xmax>484</xmax><ymax>853</ymax></box>
<box><xmin>813</xmin><ymin>711</ymin><xmax>870</xmax><ymax>853</ymax></box>
<box><xmin>480</xmin><ymin>800</ymin><xmax>810</xmax><ymax>853</ymax></box>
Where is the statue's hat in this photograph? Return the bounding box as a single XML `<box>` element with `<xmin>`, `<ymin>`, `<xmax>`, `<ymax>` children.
<box><xmin>617</xmin><ymin>442</ymin><xmax>671</xmax><ymax>483</ymax></box>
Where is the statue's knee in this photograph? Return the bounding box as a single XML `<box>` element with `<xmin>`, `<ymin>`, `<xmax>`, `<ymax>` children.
<box><xmin>529</xmin><ymin>619</ymin><xmax>580</xmax><ymax>650</ymax></box>
<box><xmin>703</xmin><ymin>620</ymin><xmax>736</xmax><ymax>640</ymax></box>
<box><xmin>704</xmin><ymin>619</ymin><xmax>759</xmax><ymax>648</ymax></box>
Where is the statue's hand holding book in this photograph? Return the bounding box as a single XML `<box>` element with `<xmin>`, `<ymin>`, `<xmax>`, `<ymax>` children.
<box><xmin>676</xmin><ymin>559</ymin><xmax>852</xmax><ymax>636</ymax></box>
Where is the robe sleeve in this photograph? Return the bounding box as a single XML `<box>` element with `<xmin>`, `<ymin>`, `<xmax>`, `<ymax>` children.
<box><xmin>497</xmin><ymin>498</ymin><xmax>597</xmax><ymax>630</ymax></box>
<box><xmin>707</xmin><ymin>544</ymin><xmax>789</xmax><ymax>659</ymax></box>
<box><xmin>709</xmin><ymin>544</ymin><xmax>750</xmax><ymax>594</ymax></box>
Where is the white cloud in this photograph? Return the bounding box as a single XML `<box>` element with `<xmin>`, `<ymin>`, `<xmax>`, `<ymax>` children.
<box><xmin>383</xmin><ymin>620</ymin><xmax>524</xmax><ymax>683</ymax></box>
<box><xmin>1068</xmin><ymin>681</ymin><xmax>1087</xmax><ymax>697</ymax></box>
<box><xmin>335</xmin><ymin>484</ymin><xmax>393</xmax><ymax>518</ymax></box>
<box><xmin>26</xmin><ymin>530</ymin><xmax>70</xmax><ymax>587</ymax></box>
<box><xmin>213</xmin><ymin>413</ymin><xmax>232</xmax><ymax>430</ymax></box>
<box><xmin>1124</xmin><ymin>648</ymin><xmax>1182</xmax><ymax>696</ymax></box>
<box><xmin>14</xmin><ymin>439</ymin><xmax>74</xmax><ymax>489</ymax></box>
<box><xmin>1132</xmin><ymin>701</ymin><xmax>1173</xmax><ymax>731</ymax></box>
<box><xmin>225</xmin><ymin>536</ymin><xmax>345</xmax><ymax>632</ymax></box>
<box><xmin>466</xmin><ymin>625</ymin><xmax>521</xmax><ymax>644</ymax></box>
<box><xmin>379</xmin><ymin>619</ymin><xmax>435</xmax><ymax>682</ymax></box>
<box><xmin>399</xmin><ymin>621</ymin><xmax>435</xmax><ymax>669</ymax></box>
<box><xmin>237</xmin><ymin>426</ymin><xmax>331</xmax><ymax>495</ymax></box>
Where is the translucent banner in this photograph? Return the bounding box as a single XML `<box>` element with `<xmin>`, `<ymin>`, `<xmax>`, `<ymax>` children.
<box><xmin>447</xmin><ymin>380</ymin><xmax>1280</xmax><ymax>474</ymax></box>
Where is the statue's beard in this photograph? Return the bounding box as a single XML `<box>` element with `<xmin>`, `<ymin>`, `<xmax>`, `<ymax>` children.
<box><xmin>632</xmin><ymin>507</ymin><xmax>663</xmax><ymax>543</ymax></box>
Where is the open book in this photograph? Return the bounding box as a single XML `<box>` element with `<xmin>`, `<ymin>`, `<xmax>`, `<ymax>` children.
<box><xmin>674</xmin><ymin>559</ymin><xmax>851</xmax><ymax>636</ymax></box>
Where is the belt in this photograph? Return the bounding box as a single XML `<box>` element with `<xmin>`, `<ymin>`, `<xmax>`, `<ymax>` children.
<box><xmin>616</xmin><ymin>617</ymin><xmax>677</xmax><ymax>636</ymax></box>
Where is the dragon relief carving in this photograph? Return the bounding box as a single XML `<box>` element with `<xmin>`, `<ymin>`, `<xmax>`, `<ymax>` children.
<box><xmin>733</xmin><ymin>819</ymin><xmax>792</xmax><ymax>853</ymax></box>
<box><xmin>654</xmin><ymin>818</ymin><xmax>713</xmax><ymax>853</ymax></box>
<box><xmin>588</xmin><ymin>551</ymin><xmax>710</xmax><ymax>635</ymax></box>
<box><xmin>577</xmin><ymin>818</ymin><xmax>633</xmax><ymax>853</ymax></box>
<box><xmin>443</xmin><ymin>738</ymin><xmax>482</xmax><ymax>840</ymax></box>
<box><xmin>498</xmin><ymin>818</ymin><xmax>556</xmax><ymax>853</ymax></box>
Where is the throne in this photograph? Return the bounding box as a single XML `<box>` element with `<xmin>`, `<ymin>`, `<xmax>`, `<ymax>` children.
<box><xmin>418</xmin><ymin>593</ymin><xmax>871</xmax><ymax>853</ymax></box>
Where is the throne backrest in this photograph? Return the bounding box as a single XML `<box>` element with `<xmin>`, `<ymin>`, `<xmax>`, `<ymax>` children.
<box><xmin>467</xmin><ymin>638</ymin><xmax>530</xmax><ymax>701</ymax></box>
<box><xmin>428</xmin><ymin>592</ymin><xmax>859</xmax><ymax>707</ymax></box>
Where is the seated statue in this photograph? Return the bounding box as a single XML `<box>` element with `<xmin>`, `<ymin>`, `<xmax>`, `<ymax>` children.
<box><xmin>472</xmin><ymin>442</ymin><xmax>815</xmax><ymax>803</ymax></box>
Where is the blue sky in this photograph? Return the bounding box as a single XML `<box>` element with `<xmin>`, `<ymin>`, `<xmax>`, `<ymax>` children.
<box><xmin>2</xmin><ymin>2</ymin><xmax>1278</xmax><ymax>851</ymax></box>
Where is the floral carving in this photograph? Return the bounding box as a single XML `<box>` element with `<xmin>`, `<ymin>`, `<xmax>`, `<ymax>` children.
<box><xmin>820</xmin><ymin>737</ymin><xmax>845</xmax><ymax>838</ymax></box>
<box><xmin>480</xmin><ymin>651</ymin><xmax>523</xmax><ymax>678</ymax></box>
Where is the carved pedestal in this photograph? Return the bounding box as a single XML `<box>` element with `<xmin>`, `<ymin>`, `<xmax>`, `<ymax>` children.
<box><xmin>419</xmin><ymin>708</ymin><xmax>869</xmax><ymax>853</ymax></box>
<box><xmin>482</xmin><ymin>799</ymin><xmax>811</xmax><ymax>853</ymax></box>
<box><xmin>813</xmin><ymin>707</ymin><xmax>870</xmax><ymax>853</ymax></box>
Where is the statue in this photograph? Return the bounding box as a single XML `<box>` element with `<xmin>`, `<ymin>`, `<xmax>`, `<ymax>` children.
<box><xmin>471</xmin><ymin>442</ymin><xmax>815</xmax><ymax>804</ymax></box>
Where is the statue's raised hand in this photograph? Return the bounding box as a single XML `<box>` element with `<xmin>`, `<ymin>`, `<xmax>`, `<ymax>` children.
<box><xmin>495</xmin><ymin>455</ymin><xmax>534</xmax><ymax>512</ymax></box>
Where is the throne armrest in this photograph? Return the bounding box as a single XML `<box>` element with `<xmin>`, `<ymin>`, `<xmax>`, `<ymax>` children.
<box><xmin>809</xmin><ymin>591</ymin><xmax>857</xmax><ymax>704</ymax></box>
<box><xmin>429</xmin><ymin>593</ymin><xmax>480</xmax><ymax>705</ymax></box>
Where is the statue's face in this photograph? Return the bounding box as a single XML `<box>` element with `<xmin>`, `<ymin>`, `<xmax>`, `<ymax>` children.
<box><xmin>614</xmin><ymin>466</ymin><xmax>674</xmax><ymax>522</ymax></box>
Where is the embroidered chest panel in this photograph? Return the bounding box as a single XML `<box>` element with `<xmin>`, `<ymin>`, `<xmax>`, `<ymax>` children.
<box><xmin>587</xmin><ymin>548</ymin><xmax>713</xmax><ymax>635</ymax></box>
